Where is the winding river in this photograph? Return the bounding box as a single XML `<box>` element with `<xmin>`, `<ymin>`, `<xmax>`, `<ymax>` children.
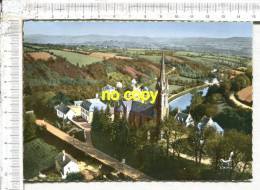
<box><xmin>169</xmin><ymin>87</ymin><xmax>209</xmax><ymax>111</ymax></box>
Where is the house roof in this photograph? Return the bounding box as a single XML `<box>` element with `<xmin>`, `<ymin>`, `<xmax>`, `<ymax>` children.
<box><xmin>55</xmin><ymin>104</ymin><xmax>70</xmax><ymax>114</ymax></box>
<box><xmin>55</xmin><ymin>152</ymin><xmax>77</xmax><ymax>169</ymax></box>
<box><xmin>175</xmin><ymin>112</ymin><xmax>189</xmax><ymax>123</ymax></box>
<box><xmin>74</xmin><ymin>100</ymin><xmax>83</xmax><ymax>105</ymax></box>
<box><xmin>102</xmin><ymin>84</ymin><xmax>115</xmax><ymax>91</ymax></box>
<box><xmin>198</xmin><ymin>116</ymin><xmax>224</xmax><ymax>133</ymax></box>
<box><xmin>81</xmin><ymin>98</ymin><xmax>107</xmax><ymax>112</ymax></box>
<box><xmin>81</xmin><ymin>101</ymin><xmax>92</xmax><ymax>111</ymax></box>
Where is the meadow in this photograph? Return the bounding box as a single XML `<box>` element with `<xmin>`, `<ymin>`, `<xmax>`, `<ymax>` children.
<box><xmin>49</xmin><ymin>49</ymin><xmax>103</xmax><ymax>66</ymax></box>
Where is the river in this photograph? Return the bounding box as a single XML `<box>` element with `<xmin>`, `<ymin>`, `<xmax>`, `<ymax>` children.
<box><xmin>169</xmin><ymin>87</ymin><xmax>209</xmax><ymax>111</ymax></box>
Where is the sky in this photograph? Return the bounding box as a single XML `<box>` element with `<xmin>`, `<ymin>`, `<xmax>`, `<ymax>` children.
<box><xmin>24</xmin><ymin>21</ymin><xmax>252</xmax><ymax>38</ymax></box>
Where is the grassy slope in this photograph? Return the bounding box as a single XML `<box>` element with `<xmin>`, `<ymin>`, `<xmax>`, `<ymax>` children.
<box><xmin>49</xmin><ymin>49</ymin><xmax>102</xmax><ymax>66</ymax></box>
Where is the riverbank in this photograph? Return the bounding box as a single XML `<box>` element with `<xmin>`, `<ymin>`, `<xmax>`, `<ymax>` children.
<box><xmin>168</xmin><ymin>84</ymin><xmax>209</xmax><ymax>102</ymax></box>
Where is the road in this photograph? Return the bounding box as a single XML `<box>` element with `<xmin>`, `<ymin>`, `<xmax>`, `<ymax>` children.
<box><xmin>36</xmin><ymin>119</ymin><xmax>152</xmax><ymax>181</ymax></box>
<box><xmin>168</xmin><ymin>84</ymin><xmax>209</xmax><ymax>101</ymax></box>
<box><xmin>229</xmin><ymin>93</ymin><xmax>252</xmax><ymax>110</ymax></box>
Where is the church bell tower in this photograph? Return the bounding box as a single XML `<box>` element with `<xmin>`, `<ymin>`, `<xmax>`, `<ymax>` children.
<box><xmin>156</xmin><ymin>52</ymin><xmax>169</xmax><ymax>124</ymax></box>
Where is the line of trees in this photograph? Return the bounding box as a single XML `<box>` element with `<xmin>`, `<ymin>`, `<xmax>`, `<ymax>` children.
<box><xmin>91</xmin><ymin>106</ymin><xmax>252</xmax><ymax>179</ymax></box>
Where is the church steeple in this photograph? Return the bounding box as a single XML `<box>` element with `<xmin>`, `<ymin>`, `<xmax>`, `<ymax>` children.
<box><xmin>156</xmin><ymin>52</ymin><xmax>169</xmax><ymax>124</ymax></box>
<box><xmin>159</xmin><ymin>52</ymin><xmax>166</xmax><ymax>84</ymax></box>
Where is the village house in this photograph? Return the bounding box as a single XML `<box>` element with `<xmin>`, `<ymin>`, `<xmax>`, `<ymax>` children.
<box><xmin>55</xmin><ymin>104</ymin><xmax>75</xmax><ymax>121</ymax></box>
<box><xmin>81</xmin><ymin>98</ymin><xmax>107</xmax><ymax>123</ymax></box>
<box><xmin>102</xmin><ymin>84</ymin><xmax>116</xmax><ymax>92</ymax></box>
<box><xmin>55</xmin><ymin>150</ymin><xmax>80</xmax><ymax>179</ymax></box>
<box><xmin>74</xmin><ymin>100</ymin><xmax>83</xmax><ymax>107</ymax></box>
<box><xmin>197</xmin><ymin>116</ymin><xmax>224</xmax><ymax>135</ymax></box>
<box><xmin>204</xmin><ymin>78</ymin><xmax>220</xmax><ymax>86</ymax></box>
<box><xmin>175</xmin><ymin>110</ymin><xmax>195</xmax><ymax>127</ymax></box>
<box><xmin>67</xmin><ymin>105</ymin><xmax>81</xmax><ymax>118</ymax></box>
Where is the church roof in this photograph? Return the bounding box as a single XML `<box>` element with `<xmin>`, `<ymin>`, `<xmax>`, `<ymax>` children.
<box><xmin>120</xmin><ymin>100</ymin><xmax>156</xmax><ymax>118</ymax></box>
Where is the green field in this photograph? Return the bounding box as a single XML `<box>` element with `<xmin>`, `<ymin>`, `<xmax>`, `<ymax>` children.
<box><xmin>169</xmin><ymin>84</ymin><xmax>183</xmax><ymax>91</ymax></box>
<box><xmin>49</xmin><ymin>49</ymin><xmax>102</xmax><ymax>66</ymax></box>
<box><xmin>138</xmin><ymin>55</ymin><xmax>162</xmax><ymax>64</ymax></box>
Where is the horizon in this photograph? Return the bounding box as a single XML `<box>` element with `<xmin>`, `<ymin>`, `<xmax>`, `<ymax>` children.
<box><xmin>24</xmin><ymin>21</ymin><xmax>252</xmax><ymax>38</ymax></box>
<box><xmin>24</xmin><ymin>33</ymin><xmax>252</xmax><ymax>39</ymax></box>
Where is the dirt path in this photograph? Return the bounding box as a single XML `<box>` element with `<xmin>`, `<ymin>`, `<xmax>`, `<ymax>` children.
<box><xmin>36</xmin><ymin>119</ymin><xmax>152</xmax><ymax>181</ymax></box>
<box><xmin>229</xmin><ymin>93</ymin><xmax>252</xmax><ymax>110</ymax></box>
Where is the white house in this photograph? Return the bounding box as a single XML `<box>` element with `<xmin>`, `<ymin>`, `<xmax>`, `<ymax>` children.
<box><xmin>102</xmin><ymin>84</ymin><xmax>115</xmax><ymax>92</ymax></box>
<box><xmin>55</xmin><ymin>104</ymin><xmax>75</xmax><ymax>121</ymax></box>
<box><xmin>197</xmin><ymin>116</ymin><xmax>224</xmax><ymax>135</ymax></box>
<box><xmin>175</xmin><ymin>110</ymin><xmax>194</xmax><ymax>127</ymax></box>
<box><xmin>81</xmin><ymin>98</ymin><xmax>107</xmax><ymax>123</ymax></box>
<box><xmin>204</xmin><ymin>78</ymin><xmax>220</xmax><ymax>86</ymax></box>
<box><xmin>55</xmin><ymin>150</ymin><xmax>80</xmax><ymax>179</ymax></box>
<box><xmin>211</xmin><ymin>78</ymin><xmax>220</xmax><ymax>86</ymax></box>
<box><xmin>74</xmin><ymin>100</ymin><xmax>83</xmax><ymax>106</ymax></box>
<box><xmin>116</xmin><ymin>81</ymin><xmax>123</xmax><ymax>89</ymax></box>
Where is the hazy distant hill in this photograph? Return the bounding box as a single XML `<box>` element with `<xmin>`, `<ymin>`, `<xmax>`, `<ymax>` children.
<box><xmin>24</xmin><ymin>34</ymin><xmax>252</xmax><ymax>56</ymax></box>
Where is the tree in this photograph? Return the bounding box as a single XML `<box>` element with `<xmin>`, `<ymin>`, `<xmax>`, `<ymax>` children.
<box><xmin>102</xmin><ymin>106</ymin><xmax>113</xmax><ymax>133</ymax></box>
<box><xmin>190</xmin><ymin>91</ymin><xmax>205</xmax><ymax>121</ymax></box>
<box><xmin>191</xmin><ymin>104</ymin><xmax>206</xmax><ymax>122</ymax></box>
<box><xmin>187</xmin><ymin>127</ymin><xmax>201</xmax><ymax>163</ymax></box>
<box><xmin>231</xmin><ymin>74</ymin><xmax>251</xmax><ymax>91</ymax></box>
<box><xmin>24</xmin><ymin>112</ymin><xmax>37</xmax><ymax>142</ymax></box>
<box><xmin>198</xmin><ymin>127</ymin><xmax>218</xmax><ymax>164</ymax></box>
<box><xmin>205</xmin><ymin>133</ymin><xmax>225</xmax><ymax>169</ymax></box>
<box><xmin>214</xmin><ymin>108</ymin><xmax>252</xmax><ymax>134</ymax></box>
<box><xmin>222</xmin><ymin>130</ymin><xmax>252</xmax><ymax>173</ymax></box>
<box><xmin>66</xmin><ymin>172</ymin><xmax>84</xmax><ymax>181</ymax></box>
<box><xmin>111</xmin><ymin>118</ymin><xmax>129</xmax><ymax>160</ymax></box>
<box><xmin>245</xmin><ymin>66</ymin><xmax>252</xmax><ymax>82</ymax></box>
<box><xmin>219</xmin><ymin>80</ymin><xmax>232</xmax><ymax>98</ymax></box>
<box><xmin>161</xmin><ymin>115</ymin><xmax>186</xmax><ymax>157</ymax></box>
<box><xmin>91</xmin><ymin>108</ymin><xmax>102</xmax><ymax>131</ymax></box>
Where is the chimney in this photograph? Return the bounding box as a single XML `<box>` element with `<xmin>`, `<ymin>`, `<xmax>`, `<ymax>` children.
<box><xmin>62</xmin><ymin>150</ymin><xmax>66</xmax><ymax>162</ymax></box>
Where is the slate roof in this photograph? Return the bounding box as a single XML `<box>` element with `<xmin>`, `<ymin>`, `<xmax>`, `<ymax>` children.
<box><xmin>81</xmin><ymin>98</ymin><xmax>107</xmax><ymax>112</ymax></box>
<box><xmin>55</xmin><ymin>104</ymin><xmax>70</xmax><ymax>114</ymax></box>
<box><xmin>102</xmin><ymin>84</ymin><xmax>115</xmax><ymax>91</ymax></box>
<box><xmin>197</xmin><ymin>116</ymin><xmax>224</xmax><ymax>133</ymax></box>
<box><xmin>55</xmin><ymin>152</ymin><xmax>77</xmax><ymax>169</ymax></box>
<box><xmin>120</xmin><ymin>100</ymin><xmax>156</xmax><ymax>118</ymax></box>
<box><xmin>175</xmin><ymin>112</ymin><xmax>189</xmax><ymax>123</ymax></box>
<box><xmin>81</xmin><ymin>101</ymin><xmax>92</xmax><ymax>111</ymax></box>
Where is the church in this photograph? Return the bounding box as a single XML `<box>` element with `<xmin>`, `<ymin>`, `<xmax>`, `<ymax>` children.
<box><xmin>114</xmin><ymin>53</ymin><xmax>169</xmax><ymax>127</ymax></box>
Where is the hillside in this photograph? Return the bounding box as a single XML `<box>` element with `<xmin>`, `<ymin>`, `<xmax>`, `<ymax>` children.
<box><xmin>23</xmin><ymin>50</ymin><xmax>163</xmax><ymax>100</ymax></box>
